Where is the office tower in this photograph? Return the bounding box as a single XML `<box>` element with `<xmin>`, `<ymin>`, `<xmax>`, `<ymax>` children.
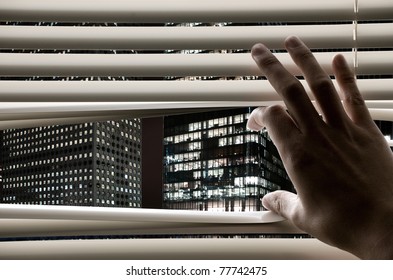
<box><xmin>0</xmin><ymin>119</ymin><xmax>142</xmax><ymax>207</ymax></box>
<box><xmin>163</xmin><ymin>108</ymin><xmax>294</xmax><ymax>212</ymax></box>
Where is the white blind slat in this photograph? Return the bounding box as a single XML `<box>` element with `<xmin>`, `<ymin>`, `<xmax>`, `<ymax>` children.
<box><xmin>0</xmin><ymin>0</ymin><xmax>358</xmax><ymax>22</ymax></box>
<box><xmin>0</xmin><ymin>80</ymin><xmax>279</xmax><ymax>102</ymax></box>
<box><xmin>0</xmin><ymin>204</ymin><xmax>284</xmax><ymax>223</ymax></box>
<box><xmin>0</xmin><ymin>51</ymin><xmax>392</xmax><ymax>76</ymax></box>
<box><xmin>0</xmin><ymin>219</ymin><xmax>302</xmax><ymax>238</ymax></box>
<box><xmin>357</xmin><ymin>23</ymin><xmax>393</xmax><ymax>48</ymax></box>
<box><xmin>0</xmin><ymin>80</ymin><xmax>392</xmax><ymax>102</ymax></box>
<box><xmin>369</xmin><ymin>109</ymin><xmax>393</xmax><ymax>123</ymax></box>
<box><xmin>1</xmin><ymin>23</ymin><xmax>392</xmax><ymax>50</ymax></box>
<box><xmin>0</xmin><ymin>25</ymin><xmax>354</xmax><ymax>50</ymax></box>
<box><xmin>0</xmin><ymin>101</ymin><xmax>230</xmax><ymax>113</ymax></box>
<box><xmin>357</xmin><ymin>0</ymin><xmax>393</xmax><ymax>20</ymax></box>
<box><xmin>0</xmin><ymin>238</ymin><xmax>357</xmax><ymax>260</ymax></box>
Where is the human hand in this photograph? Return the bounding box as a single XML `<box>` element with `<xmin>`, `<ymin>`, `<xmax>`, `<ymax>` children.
<box><xmin>247</xmin><ymin>36</ymin><xmax>393</xmax><ymax>259</ymax></box>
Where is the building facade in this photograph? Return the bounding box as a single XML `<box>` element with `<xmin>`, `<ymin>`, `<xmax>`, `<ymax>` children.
<box><xmin>163</xmin><ymin>108</ymin><xmax>294</xmax><ymax>212</ymax></box>
<box><xmin>0</xmin><ymin>119</ymin><xmax>142</xmax><ymax>207</ymax></box>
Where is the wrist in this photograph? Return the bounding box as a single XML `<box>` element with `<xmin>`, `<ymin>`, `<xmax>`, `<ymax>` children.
<box><xmin>359</xmin><ymin>205</ymin><xmax>393</xmax><ymax>259</ymax></box>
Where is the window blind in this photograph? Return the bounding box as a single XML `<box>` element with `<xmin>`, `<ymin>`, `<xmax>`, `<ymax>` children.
<box><xmin>0</xmin><ymin>0</ymin><xmax>391</xmax><ymax>259</ymax></box>
<box><xmin>0</xmin><ymin>0</ymin><xmax>392</xmax><ymax>127</ymax></box>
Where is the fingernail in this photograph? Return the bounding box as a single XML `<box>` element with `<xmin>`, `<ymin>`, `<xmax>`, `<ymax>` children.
<box><xmin>285</xmin><ymin>36</ymin><xmax>302</xmax><ymax>49</ymax></box>
<box><xmin>251</xmin><ymin>43</ymin><xmax>268</xmax><ymax>59</ymax></box>
<box><xmin>334</xmin><ymin>54</ymin><xmax>348</xmax><ymax>67</ymax></box>
<box><xmin>246</xmin><ymin>119</ymin><xmax>261</xmax><ymax>132</ymax></box>
<box><xmin>261</xmin><ymin>196</ymin><xmax>272</xmax><ymax>210</ymax></box>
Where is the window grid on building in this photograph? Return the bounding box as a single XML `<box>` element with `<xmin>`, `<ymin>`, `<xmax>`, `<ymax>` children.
<box><xmin>1</xmin><ymin>119</ymin><xmax>142</xmax><ymax>208</ymax></box>
<box><xmin>163</xmin><ymin>108</ymin><xmax>294</xmax><ymax>212</ymax></box>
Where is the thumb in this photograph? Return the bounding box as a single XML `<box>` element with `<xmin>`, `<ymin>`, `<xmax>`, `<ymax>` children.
<box><xmin>262</xmin><ymin>191</ymin><xmax>299</xmax><ymax>220</ymax></box>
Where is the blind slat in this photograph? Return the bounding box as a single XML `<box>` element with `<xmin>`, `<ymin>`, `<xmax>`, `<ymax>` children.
<box><xmin>1</xmin><ymin>101</ymin><xmax>393</xmax><ymax>126</ymax></box>
<box><xmin>357</xmin><ymin>23</ymin><xmax>393</xmax><ymax>48</ymax></box>
<box><xmin>0</xmin><ymin>204</ymin><xmax>284</xmax><ymax>223</ymax></box>
<box><xmin>0</xmin><ymin>238</ymin><xmax>357</xmax><ymax>260</ymax></box>
<box><xmin>1</xmin><ymin>23</ymin><xmax>392</xmax><ymax>50</ymax></box>
<box><xmin>0</xmin><ymin>79</ymin><xmax>391</xmax><ymax>102</ymax></box>
<box><xmin>357</xmin><ymin>0</ymin><xmax>393</xmax><ymax>20</ymax></box>
<box><xmin>0</xmin><ymin>51</ymin><xmax>392</xmax><ymax>76</ymax></box>
<box><xmin>0</xmin><ymin>0</ymin><xmax>359</xmax><ymax>22</ymax></box>
<box><xmin>0</xmin><ymin>219</ymin><xmax>302</xmax><ymax>238</ymax></box>
<box><xmin>0</xmin><ymin>24</ymin><xmax>354</xmax><ymax>50</ymax></box>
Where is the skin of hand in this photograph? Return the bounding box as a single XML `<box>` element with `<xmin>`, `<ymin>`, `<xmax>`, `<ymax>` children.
<box><xmin>247</xmin><ymin>36</ymin><xmax>393</xmax><ymax>259</ymax></box>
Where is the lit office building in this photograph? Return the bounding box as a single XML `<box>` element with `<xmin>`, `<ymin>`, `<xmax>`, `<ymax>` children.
<box><xmin>163</xmin><ymin>108</ymin><xmax>294</xmax><ymax>212</ymax></box>
<box><xmin>0</xmin><ymin>119</ymin><xmax>142</xmax><ymax>207</ymax></box>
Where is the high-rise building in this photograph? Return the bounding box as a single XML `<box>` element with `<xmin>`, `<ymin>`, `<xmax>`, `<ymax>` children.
<box><xmin>163</xmin><ymin>108</ymin><xmax>294</xmax><ymax>212</ymax></box>
<box><xmin>0</xmin><ymin>119</ymin><xmax>142</xmax><ymax>207</ymax></box>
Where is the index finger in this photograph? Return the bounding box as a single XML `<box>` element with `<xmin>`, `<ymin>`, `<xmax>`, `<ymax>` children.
<box><xmin>251</xmin><ymin>43</ymin><xmax>322</xmax><ymax>132</ymax></box>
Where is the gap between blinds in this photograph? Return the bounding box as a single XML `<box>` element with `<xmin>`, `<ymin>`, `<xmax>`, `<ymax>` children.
<box><xmin>0</xmin><ymin>0</ymin><xmax>391</xmax><ymax>259</ymax></box>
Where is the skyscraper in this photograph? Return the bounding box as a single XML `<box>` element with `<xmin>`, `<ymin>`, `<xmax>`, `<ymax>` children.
<box><xmin>0</xmin><ymin>119</ymin><xmax>142</xmax><ymax>207</ymax></box>
<box><xmin>163</xmin><ymin>108</ymin><xmax>293</xmax><ymax>212</ymax></box>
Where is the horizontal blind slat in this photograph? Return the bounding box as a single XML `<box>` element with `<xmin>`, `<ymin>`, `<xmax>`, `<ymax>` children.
<box><xmin>0</xmin><ymin>238</ymin><xmax>357</xmax><ymax>260</ymax></box>
<box><xmin>0</xmin><ymin>24</ymin><xmax>354</xmax><ymax>50</ymax></box>
<box><xmin>0</xmin><ymin>51</ymin><xmax>392</xmax><ymax>76</ymax></box>
<box><xmin>0</xmin><ymin>79</ymin><xmax>391</xmax><ymax>102</ymax></box>
<box><xmin>0</xmin><ymin>0</ymin><xmax>359</xmax><ymax>22</ymax></box>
